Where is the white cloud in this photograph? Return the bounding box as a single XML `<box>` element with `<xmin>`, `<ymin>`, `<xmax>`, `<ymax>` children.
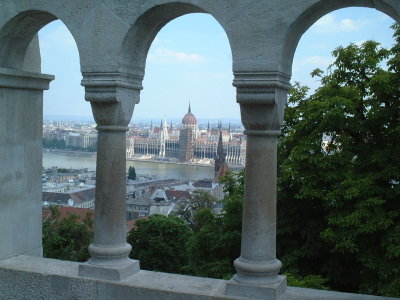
<box><xmin>313</xmin><ymin>14</ymin><xmax>361</xmax><ymax>33</ymax></box>
<box><xmin>148</xmin><ymin>48</ymin><xmax>206</xmax><ymax>64</ymax></box>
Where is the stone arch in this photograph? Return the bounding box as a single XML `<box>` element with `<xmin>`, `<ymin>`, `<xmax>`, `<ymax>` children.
<box><xmin>280</xmin><ymin>0</ymin><xmax>400</xmax><ymax>75</ymax></box>
<box><xmin>119</xmin><ymin>2</ymin><xmax>233</xmax><ymax>78</ymax></box>
<box><xmin>0</xmin><ymin>10</ymin><xmax>82</xmax><ymax>71</ymax></box>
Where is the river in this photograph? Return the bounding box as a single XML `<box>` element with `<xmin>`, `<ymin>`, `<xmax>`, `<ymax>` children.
<box><xmin>43</xmin><ymin>151</ymin><xmax>214</xmax><ymax>181</ymax></box>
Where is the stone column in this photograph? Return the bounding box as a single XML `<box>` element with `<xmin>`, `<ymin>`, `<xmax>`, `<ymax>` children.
<box><xmin>0</xmin><ymin>68</ymin><xmax>53</xmax><ymax>260</ymax></box>
<box><xmin>226</xmin><ymin>72</ymin><xmax>290</xmax><ymax>300</ymax></box>
<box><xmin>78</xmin><ymin>72</ymin><xmax>142</xmax><ymax>281</ymax></box>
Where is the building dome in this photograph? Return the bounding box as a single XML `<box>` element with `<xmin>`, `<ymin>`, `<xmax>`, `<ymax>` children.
<box><xmin>182</xmin><ymin>104</ymin><xmax>197</xmax><ymax>126</ymax></box>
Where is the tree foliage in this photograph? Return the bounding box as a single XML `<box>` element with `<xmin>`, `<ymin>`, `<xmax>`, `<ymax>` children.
<box><xmin>185</xmin><ymin>170</ymin><xmax>244</xmax><ymax>279</ymax></box>
<box><xmin>43</xmin><ymin>138</ymin><xmax>97</xmax><ymax>152</ymax></box>
<box><xmin>277</xmin><ymin>24</ymin><xmax>400</xmax><ymax>297</ymax></box>
<box><xmin>42</xmin><ymin>206</ymin><xmax>93</xmax><ymax>262</ymax></box>
<box><xmin>43</xmin><ymin>138</ymin><xmax>66</xmax><ymax>149</ymax></box>
<box><xmin>127</xmin><ymin>214</ymin><xmax>192</xmax><ymax>274</ymax></box>
<box><xmin>174</xmin><ymin>190</ymin><xmax>217</xmax><ymax>230</ymax></box>
<box><xmin>128</xmin><ymin>166</ymin><xmax>137</xmax><ymax>180</ymax></box>
<box><xmin>127</xmin><ymin>171</ymin><xmax>244</xmax><ymax>279</ymax></box>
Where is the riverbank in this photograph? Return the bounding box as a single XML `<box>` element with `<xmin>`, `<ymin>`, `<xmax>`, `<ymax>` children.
<box><xmin>43</xmin><ymin>151</ymin><xmax>215</xmax><ymax>180</ymax></box>
<box><xmin>127</xmin><ymin>157</ymin><xmax>213</xmax><ymax>169</ymax></box>
<box><xmin>43</xmin><ymin>149</ymin><xmax>96</xmax><ymax>157</ymax></box>
<box><xmin>43</xmin><ymin>149</ymin><xmax>243</xmax><ymax>170</ymax></box>
<box><xmin>43</xmin><ymin>149</ymin><xmax>214</xmax><ymax>169</ymax></box>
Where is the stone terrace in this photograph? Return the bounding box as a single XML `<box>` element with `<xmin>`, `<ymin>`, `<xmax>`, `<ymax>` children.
<box><xmin>0</xmin><ymin>0</ymin><xmax>399</xmax><ymax>299</ymax></box>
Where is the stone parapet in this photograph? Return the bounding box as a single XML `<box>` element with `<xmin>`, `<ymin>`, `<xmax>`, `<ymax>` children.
<box><xmin>0</xmin><ymin>256</ymin><xmax>398</xmax><ymax>300</ymax></box>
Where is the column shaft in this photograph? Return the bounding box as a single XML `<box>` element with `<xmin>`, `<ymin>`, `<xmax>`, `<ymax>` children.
<box><xmin>233</xmin><ymin>132</ymin><xmax>282</xmax><ymax>285</ymax></box>
<box><xmin>241</xmin><ymin>135</ymin><xmax>277</xmax><ymax>261</ymax></box>
<box><xmin>93</xmin><ymin>128</ymin><xmax>127</xmax><ymax>248</ymax></box>
<box><xmin>79</xmin><ymin>126</ymin><xmax>139</xmax><ymax>280</ymax></box>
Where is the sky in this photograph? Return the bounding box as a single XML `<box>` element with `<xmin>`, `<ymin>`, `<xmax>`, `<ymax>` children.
<box><xmin>39</xmin><ymin>7</ymin><xmax>396</xmax><ymax>122</ymax></box>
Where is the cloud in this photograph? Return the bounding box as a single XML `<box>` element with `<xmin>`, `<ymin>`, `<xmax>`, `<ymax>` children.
<box><xmin>313</xmin><ymin>14</ymin><xmax>361</xmax><ymax>33</ymax></box>
<box><xmin>147</xmin><ymin>48</ymin><xmax>206</xmax><ymax>64</ymax></box>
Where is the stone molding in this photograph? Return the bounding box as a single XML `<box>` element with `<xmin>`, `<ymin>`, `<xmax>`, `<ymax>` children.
<box><xmin>0</xmin><ymin>68</ymin><xmax>54</xmax><ymax>90</ymax></box>
<box><xmin>243</xmin><ymin>129</ymin><xmax>281</xmax><ymax>137</ymax></box>
<box><xmin>233</xmin><ymin>257</ymin><xmax>283</xmax><ymax>285</ymax></box>
<box><xmin>82</xmin><ymin>72</ymin><xmax>142</xmax><ymax>127</ymax></box>
<box><xmin>96</xmin><ymin>125</ymin><xmax>129</xmax><ymax>132</ymax></box>
<box><xmin>82</xmin><ymin>72</ymin><xmax>143</xmax><ymax>103</ymax></box>
<box><xmin>234</xmin><ymin>71</ymin><xmax>290</xmax><ymax>133</ymax></box>
<box><xmin>234</xmin><ymin>71</ymin><xmax>291</xmax><ymax>105</ymax></box>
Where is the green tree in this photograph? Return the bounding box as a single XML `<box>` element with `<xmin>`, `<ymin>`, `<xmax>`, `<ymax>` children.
<box><xmin>174</xmin><ymin>190</ymin><xmax>217</xmax><ymax>230</ymax></box>
<box><xmin>127</xmin><ymin>214</ymin><xmax>192</xmax><ymax>274</ymax></box>
<box><xmin>277</xmin><ymin>25</ymin><xmax>400</xmax><ymax>297</ymax></box>
<box><xmin>128</xmin><ymin>166</ymin><xmax>136</xmax><ymax>180</ymax></box>
<box><xmin>185</xmin><ymin>170</ymin><xmax>244</xmax><ymax>279</ymax></box>
<box><xmin>86</xmin><ymin>143</ymin><xmax>97</xmax><ymax>152</ymax></box>
<box><xmin>43</xmin><ymin>138</ymin><xmax>66</xmax><ymax>149</ymax></box>
<box><xmin>42</xmin><ymin>206</ymin><xmax>93</xmax><ymax>262</ymax></box>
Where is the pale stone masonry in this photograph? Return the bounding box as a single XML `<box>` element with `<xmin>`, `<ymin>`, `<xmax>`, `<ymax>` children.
<box><xmin>0</xmin><ymin>1</ymin><xmax>399</xmax><ymax>299</ymax></box>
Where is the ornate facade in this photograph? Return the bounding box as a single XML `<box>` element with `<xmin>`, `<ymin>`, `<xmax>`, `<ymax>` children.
<box><xmin>126</xmin><ymin>105</ymin><xmax>246</xmax><ymax>166</ymax></box>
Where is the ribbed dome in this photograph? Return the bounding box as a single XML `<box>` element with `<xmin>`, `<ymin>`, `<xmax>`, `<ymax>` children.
<box><xmin>182</xmin><ymin>112</ymin><xmax>197</xmax><ymax>126</ymax></box>
<box><xmin>182</xmin><ymin>103</ymin><xmax>197</xmax><ymax>126</ymax></box>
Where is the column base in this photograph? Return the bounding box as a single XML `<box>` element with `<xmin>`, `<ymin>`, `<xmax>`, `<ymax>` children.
<box><xmin>233</xmin><ymin>257</ymin><xmax>282</xmax><ymax>285</ymax></box>
<box><xmin>225</xmin><ymin>275</ymin><xmax>287</xmax><ymax>300</ymax></box>
<box><xmin>78</xmin><ymin>259</ymin><xmax>140</xmax><ymax>281</ymax></box>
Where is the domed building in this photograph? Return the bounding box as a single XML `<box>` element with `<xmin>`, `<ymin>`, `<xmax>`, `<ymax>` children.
<box><xmin>181</xmin><ymin>103</ymin><xmax>199</xmax><ymax>140</ymax></box>
<box><xmin>127</xmin><ymin>103</ymin><xmax>246</xmax><ymax>165</ymax></box>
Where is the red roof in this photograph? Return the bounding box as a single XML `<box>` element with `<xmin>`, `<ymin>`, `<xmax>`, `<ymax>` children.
<box><xmin>42</xmin><ymin>206</ymin><xmax>94</xmax><ymax>223</ymax></box>
<box><xmin>126</xmin><ymin>216</ymin><xmax>149</xmax><ymax>233</ymax></box>
<box><xmin>182</xmin><ymin>112</ymin><xmax>197</xmax><ymax>126</ymax></box>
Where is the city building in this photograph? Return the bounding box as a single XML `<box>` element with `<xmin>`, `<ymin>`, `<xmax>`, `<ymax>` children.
<box><xmin>66</xmin><ymin>132</ymin><xmax>97</xmax><ymax>148</ymax></box>
<box><xmin>126</xmin><ymin>105</ymin><xmax>246</xmax><ymax>166</ymax></box>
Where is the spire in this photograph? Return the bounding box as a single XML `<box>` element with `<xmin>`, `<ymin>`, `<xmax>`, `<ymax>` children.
<box><xmin>215</xmin><ymin>131</ymin><xmax>226</xmax><ymax>177</ymax></box>
<box><xmin>170</xmin><ymin>121</ymin><xmax>173</xmax><ymax>132</ymax></box>
<box><xmin>218</xmin><ymin>131</ymin><xmax>223</xmax><ymax>151</ymax></box>
<box><xmin>188</xmin><ymin>102</ymin><xmax>191</xmax><ymax>114</ymax></box>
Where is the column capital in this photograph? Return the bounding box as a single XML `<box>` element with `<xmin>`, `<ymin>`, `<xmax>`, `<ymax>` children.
<box><xmin>234</xmin><ymin>71</ymin><xmax>290</xmax><ymax>134</ymax></box>
<box><xmin>243</xmin><ymin>129</ymin><xmax>281</xmax><ymax>137</ymax></box>
<box><xmin>82</xmin><ymin>72</ymin><xmax>143</xmax><ymax>103</ymax></box>
<box><xmin>0</xmin><ymin>68</ymin><xmax>54</xmax><ymax>90</ymax></box>
<box><xmin>82</xmin><ymin>72</ymin><xmax>143</xmax><ymax>127</ymax></box>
